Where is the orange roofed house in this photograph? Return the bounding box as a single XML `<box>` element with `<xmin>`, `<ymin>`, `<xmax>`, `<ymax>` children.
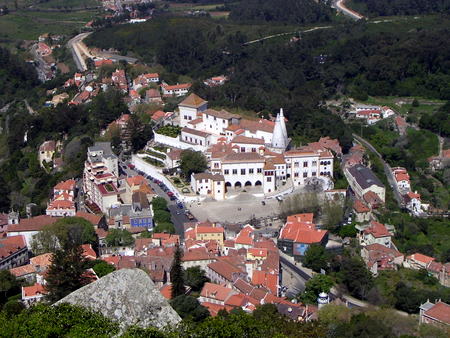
<box><xmin>277</xmin><ymin>213</ymin><xmax>328</xmax><ymax>259</ymax></box>
<box><xmin>185</xmin><ymin>222</ymin><xmax>225</xmax><ymax>247</ymax></box>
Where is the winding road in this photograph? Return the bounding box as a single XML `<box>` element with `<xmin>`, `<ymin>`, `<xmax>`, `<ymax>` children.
<box><xmin>333</xmin><ymin>0</ymin><xmax>365</xmax><ymax>20</ymax></box>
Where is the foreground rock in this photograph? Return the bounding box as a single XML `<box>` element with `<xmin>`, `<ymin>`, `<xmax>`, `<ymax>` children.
<box><xmin>55</xmin><ymin>268</ymin><xmax>181</xmax><ymax>329</ymax></box>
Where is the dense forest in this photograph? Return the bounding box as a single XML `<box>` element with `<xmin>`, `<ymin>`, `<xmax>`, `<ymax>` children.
<box><xmin>0</xmin><ymin>47</ymin><xmax>39</xmax><ymax>106</ymax></box>
<box><xmin>86</xmin><ymin>16</ymin><xmax>450</xmax><ymax>150</ymax></box>
<box><xmin>350</xmin><ymin>0</ymin><xmax>450</xmax><ymax>17</ymax></box>
<box><xmin>228</xmin><ymin>0</ymin><xmax>333</xmax><ymax>24</ymax></box>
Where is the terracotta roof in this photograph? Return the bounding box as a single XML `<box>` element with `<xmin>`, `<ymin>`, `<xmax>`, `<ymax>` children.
<box><xmin>39</xmin><ymin>140</ymin><xmax>56</xmax><ymax>152</ymax></box>
<box><xmin>181</xmin><ymin>127</ymin><xmax>210</xmax><ymax>138</ymax></box>
<box><xmin>22</xmin><ymin>283</ymin><xmax>46</xmax><ymax>298</ymax></box>
<box><xmin>179</xmin><ymin>93</ymin><xmax>207</xmax><ymax>108</ymax></box>
<box><xmin>201</xmin><ymin>301</ymin><xmax>233</xmax><ymax>316</ymax></box>
<box><xmin>404</xmin><ymin>191</ymin><xmax>421</xmax><ymax>201</ymax></box>
<box><xmin>223</xmin><ymin>152</ymin><xmax>265</xmax><ymax>163</ymax></box>
<box><xmin>8</xmin><ymin>215</ymin><xmax>57</xmax><ymax>232</ymax></box>
<box><xmin>30</xmin><ymin>253</ymin><xmax>53</xmax><ymax>268</ymax></box>
<box><xmin>231</xmin><ymin>135</ymin><xmax>265</xmax><ymax>145</ymax></box>
<box><xmin>10</xmin><ymin>264</ymin><xmax>35</xmax><ymax>277</ymax></box>
<box><xmin>235</xmin><ymin>226</ymin><xmax>254</xmax><ymax>246</ymax></box>
<box><xmin>423</xmin><ymin>302</ymin><xmax>450</xmax><ymax>324</ymax></box>
<box><xmin>193</xmin><ymin>172</ymin><xmax>224</xmax><ymax>182</ymax></box>
<box><xmin>395</xmin><ymin>172</ymin><xmax>410</xmax><ymax>182</ymax></box>
<box><xmin>151</xmin><ymin>110</ymin><xmax>166</xmax><ymax>121</ymax></box>
<box><xmin>364</xmin><ymin>221</ymin><xmax>390</xmax><ymax>238</ymax></box>
<box><xmin>160</xmin><ymin>284</ymin><xmax>173</xmax><ymax>299</ymax></box>
<box><xmin>162</xmin><ymin>83</ymin><xmax>191</xmax><ymax>91</ymax></box>
<box><xmin>182</xmin><ymin>248</ymin><xmax>214</xmax><ymax>262</ymax></box>
<box><xmin>239</xmin><ymin>119</ymin><xmax>273</xmax><ymax>133</ymax></box>
<box><xmin>353</xmin><ymin>199</ymin><xmax>370</xmax><ymax>213</ymax></box>
<box><xmin>208</xmin><ymin>260</ymin><xmax>244</xmax><ymax>282</ymax></box>
<box><xmin>81</xmin><ymin>244</ymin><xmax>97</xmax><ymax>260</ymax></box>
<box><xmin>248</xmin><ymin>248</ymin><xmax>268</xmax><ymax>258</ymax></box>
<box><xmin>201</xmin><ymin>282</ymin><xmax>235</xmax><ymax>302</ymax></box>
<box><xmin>286</xmin><ymin>213</ymin><xmax>314</xmax><ymax>224</ymax></box>
<box><xmin>126</xmin><ymin>175</ymin><xmax>147</xmax><ymax>187</ymax></box>
<box><xmin>233</xmin><ymin>278</ymin><xmax>254</xmax><ymax>295</ymax></box>
<box><xmin>279</xmin><ymin>218</ymin><xmax>327</xmax><ymax>244</ymax></box>
<box><xmin>54</xmin><ymin>179</ymin><xmax>76</xmax><ymax>191</ymax></box>
<box><xmin>363</xmin><ymin>191</ymin><xmax>383</xmax><ymax>206</ymax></box>
<box><xmin>204</xmin><ymin>108</ymin><xmax>240</xmax><ymax>120</ymax></box>
<box><xmin>407</xmin><ymin>253</ymin><xmax>435</xmax><ymax>265</ymax></box>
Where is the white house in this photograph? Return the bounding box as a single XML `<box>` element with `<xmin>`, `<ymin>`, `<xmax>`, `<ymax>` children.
<box><xmin>356</xmin><ymin>221</ymin><xmax>392</xmax><ymax>248</ymax></box>
<box><xmin>191</xmin><ymin>172</ymin><xmax>226</xmax><ymax>201</ymax></box>
<box><xmin>161</xmin><ymin>83</ymin><xmax>191</xmax><ymax>97</ymax></box>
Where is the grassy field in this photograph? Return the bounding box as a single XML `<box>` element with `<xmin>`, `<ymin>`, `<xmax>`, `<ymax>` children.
<box><xmin>35</xmin><ymin>0</ymin><xmax>99</xmax><ymax>9</ymax></box>
<box><xmin>361</xmin><ymin>96</ymin><xmax>445</xmax><ymax>116</ymax></box>
<box><xmin>0</xmin><ymin>9</ymin><xmax>97</xmax><ymax>44</ymax></box>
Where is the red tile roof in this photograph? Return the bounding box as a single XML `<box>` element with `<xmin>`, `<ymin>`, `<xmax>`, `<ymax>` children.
<box><xmin>248</xmin><ymin>248</ymin><xmax>268</xmax><ymax>258</ymax></box>
<box><xmin>8</xmin><ymin>215</ymin><xmax>57</xmax><ymax>232</ymax></box>
<box><xmin>208</xmin><ymin>260</ymin><xmax>244</xmax><ymax>282</ymax></box>
<box><xmin>54</xmin><ymin>179</ymin><xmax>76</xmax><ymax>191</ymax></box>
<box><xmin>407</xmin><ymin>253</ymin><xmax>435</xmax><ymax>265</ymax></box>
<box><xmin>201</xmin><ymin>282</ymin><xmax>235</xmax><ymax>302</ymax></box>
<box><xmin>424</xmin><ymin>302</ymin><xmax>450</xmax><ymax>324</ymax></box>
<box><xmin>81</xmin><ymin>244</ymin><xmax>97</xmax><ymax>260</ymax></box>
<box><xmin>364</xmin><ymin>221</ymin><xmax>390</xmax><ymax>238</ymax></box>
<box><xmin>353</xmin><ymin>199</ymin><xmax>370</xmax><ymax>213</ymax></box>
<box><xmin>279</xmin><ymin>216</ymin><xmax>327</xmax><ymax>244</ymax></box>
<box><xmin>160</xmin><ymin>284</ymin><xmax>172</xmax><ymax>299</ymax></box>
<box><xmin>22</xmin><ymin>283</ymin><xmax>46</xmax><ymax>297</ymax></box>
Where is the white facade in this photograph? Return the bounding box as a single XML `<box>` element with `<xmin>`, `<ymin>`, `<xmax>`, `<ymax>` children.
<box><xmin>191</xmin><ymin>173</ymin><xmax>226</xmax><ymax>201</ymax></box>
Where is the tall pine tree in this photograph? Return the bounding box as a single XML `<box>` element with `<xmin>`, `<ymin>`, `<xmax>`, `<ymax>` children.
<box><xmin>170</xmin><ymin>244</ymin><xmax>185</xmax><ymax>298</ymax></box>
<box><xmin>45</xmin><ymin>243</ymin><xmax>89</xmax><ymax>303</ymax></box>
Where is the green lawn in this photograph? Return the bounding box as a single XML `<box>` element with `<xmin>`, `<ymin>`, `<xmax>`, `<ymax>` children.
<box><xmin>360</xmin><ymin>96</ymin><xmax>445</xmax><ymax>116</ymax></box>
<box><xmin>0</xmin><ymin>9</ymin><xmax>97</xmax><ymax>43</ymax></box>
<box><xmin>35</xmin><ymin>0</ymin><xmax>99</xmax><ymax>9</ymax></box>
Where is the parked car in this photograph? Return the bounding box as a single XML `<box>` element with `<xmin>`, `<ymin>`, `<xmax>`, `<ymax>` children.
<box><xmin>170</xmin><ymin>195</ymin><xmax>177</xmax><ymax>201</ymax></box>
<box><xmin>177</xmin><ymin>202</ymin><xmax>184</xmax><ymax>209</ymax></box>
<box><xmin>186</xmin><ymin>212</ymin><xmax>195</xmax><ymax>220</ymax></box>
<box><xmin>167</xmin><ymin>191</ymin><xmax>174</xmax><ymax>197</ymax></box>
<box><xmin>127</xmin><ymin>163</ymin><xmax>135</xmax><ymax>169</ymax></box>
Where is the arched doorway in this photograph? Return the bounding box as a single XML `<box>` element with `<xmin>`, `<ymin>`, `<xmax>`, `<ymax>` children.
<box><xmin>225</xmin><ymin>182</ymin><xmax>232</xmax><ymax>193</ymax></box>
<box><xmin>234</xmin><ymin>181</ymin><xmax>242</xmax><ymax>189</ymax></box>
<box><xmin>244</xmin><ymin>181</ymin><xmax>252</xmax><ymax>187</ymax></box>
<box><xmin>255</xmin><ymin>180</ymin><xmax>262</xmax><ymax>186</ymax></box>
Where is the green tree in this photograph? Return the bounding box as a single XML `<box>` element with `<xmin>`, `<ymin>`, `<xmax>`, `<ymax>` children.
<box><xmin>45</xmin><ymin>242</ymin><xmax>89</xmax><ymax>302</ymax></box>
<box><xmin>92</xmin><ymin>261</ymin><xmax>116</xmax><ymax>278</ymax></box>
<box><xmin>105</xmin><ymin>229</ymin><xmax>134</xmax><ymax>247</ymax></box>
<box><xmin>179</xmin><ymin>149</ymin><xmax>207</xmax><ymax>179</ymax></box>
<box><xmin>153</xmin><ymin>210</ymin><xmax>171</xmax><ymax>224</ymax></box>
<box><xmin>184</xmin><ymin>266</ymin><xmax>210</xmax><ymax>292</ymax></box>
<box><xmin>337</xmin><ymin>256</ymin><xmax>374</xmax><ymax>300</ymax></box>
<box><xmin>126</xmin><ymin>114</ymin><xmax>153</xmax><ymax>153</ymax></box>
<box><xmin>322</xmin><ymin>201</ymin><xmax>344</xmax><ymax>231</ymax></box>
<box><xmin>31</xmin><ymin>217</ymin><xmax>97</xmax><ymax>254</ymax></box>
<box><xmin>303</xmin><ymin>244</ymin><xmax>329</xmax><ymax>273</ymax></box>
<box><xmin>152</xmin><ymin>196</ymin><xmax>168</xmax><ymax>211</ymax></box>
<box><xmin>0</xmin><ymin>303</ymin><xmax>119</xmax><ymax>337</ymax></box>
<box><xmin>170</xmin><ymin>295</ymin><xmax>209</xmax><ymax>322</ymax></box>
<box><xmin>0</xmin><ymin>271</ymin><xmax>20</xmax><ymax>307</ymax></box>
<box><xmin>153</xmin><ymin>222</ymin><xmax>176</xmax><ymax>234</ymax></box>
<box><xmin>170</xmin><ymin>245</ymin><xmax>185</xmax><ymax>298</ymax></box>
<box><xmin>299</xmin><ymin>274</ymin><xmax>334</xmax><ymax>304</ymax></box>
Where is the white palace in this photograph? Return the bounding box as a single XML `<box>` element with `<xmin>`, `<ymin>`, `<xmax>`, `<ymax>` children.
<box><xmin>153</xmin><ymin>94</ymin><xmax>336</xmax><ymax>200</ymax></box>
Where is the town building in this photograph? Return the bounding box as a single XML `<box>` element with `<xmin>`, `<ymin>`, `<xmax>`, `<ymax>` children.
<box><xmin>353</xmin><ymin>199</ymin><xmax>371</xmax><ymax>223</ymax></box>
<box><xmin>83</xmin><ymin>142</ymin><xmax>120</xmax><ymax>213</ymax></box>
<box><xmin>7</xmin><ymin>215</ymin><xmax>58</xmax><ymax>249</ymax></box>
<box><xmin>46</xmin><ymin>179</ymin><xmax>77</xmax><ymax>217</ymax></box>
<box><xmin>0</xmin><ymin>235</ymin><xmax>28</xmax><ymax>270</ymax></box>
<box><xmin>22</xmin><ymin>283</ymin><xmax>47</xmax><ymax>307</ymax></box>
<box><xmin>185</xmin><ymin>223</ymin><xmax>225</xmax><ymax>247</ymax></box>
<box><xmin>190</xmin><ymin>172</ymin><xmax>225</xmax><ymax>201</ymax></box>
<box><xmin>132</xmin><ymin>73</ymin><xmax>159</xmax><ymax>90</ymax></box>
<box><xmin>345</xmin><ymin>164</ymin><xmax>385</xmax><ymax>204</ymax></box>
<box><xmin>356</xmin><ymin>221</ymin><xmax>393</xmax><ymax>248</ymax></box>
<box><xmin>278</xmin><ymin>213</ymin><xmax>328</xmax><ymax>259</ymax></box>
<box><xmin>361</xmin><ymin>243</ymin><xmax>404</xmax><ymax>276</ymax></box>
<box><xmin>419</xmin><ymin>301</ymin><xmax>450</xmax><ymax>328</ymax></box>
<box><xmin>161</xmin><ymin>83</ymin><xmax>191</xmax><ymax>97</ymax></box>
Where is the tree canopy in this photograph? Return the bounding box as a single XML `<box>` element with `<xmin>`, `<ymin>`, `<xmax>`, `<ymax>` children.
<box><xmin>31</xmin><ymin>217</ymin><xmax>97</xmax><ymax>255</ymax></box>
<box><xmin>179</xmin><ymin>149</ymin><xmax>208</xmax><ymax>179</ymax></box>
<box><xmin>105</xmin><ymin>229</ymin><xmax>135</xmax><ymax>247</ymax></box>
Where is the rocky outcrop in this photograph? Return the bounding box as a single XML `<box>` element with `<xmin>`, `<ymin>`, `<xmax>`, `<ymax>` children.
<box><xmin>55</xmin><ymin>268</ymin><xmax>181</xmax><ymax>329</ymax></box>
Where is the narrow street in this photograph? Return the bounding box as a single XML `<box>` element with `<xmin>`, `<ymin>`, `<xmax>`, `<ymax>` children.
<box><xmin>119</xmin><ymin>161</ymin><xmax>192</xmax><ymax>239</ymax></box>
